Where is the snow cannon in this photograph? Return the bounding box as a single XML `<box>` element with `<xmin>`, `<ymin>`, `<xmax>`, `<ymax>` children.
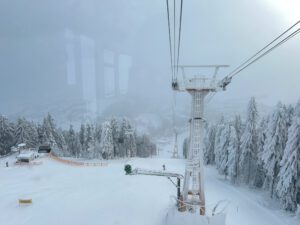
<box><xmin>124</xmin><ymin>164</ymin><xmax>132</xmax><ymax>175</ymax></box>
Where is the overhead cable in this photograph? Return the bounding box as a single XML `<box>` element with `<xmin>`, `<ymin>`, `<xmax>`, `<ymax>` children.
<box><xmin>176</xmin><ymin>0</ymin><xmax>183</xmax><ymax>76</ymax></box>
<box><xmin>227</xmin><ymin>20</ymin><xmax>300</xmax><ymax>79</ymax></box>
<box><xmin>229</xmin><ymin>26</ymin><xmax>300</xmax><ymax>78</ymax></box>
<box><xmin>166</xmin><ymin>0</ymin><xmax>174</xmax><ymax>80</ymax></box>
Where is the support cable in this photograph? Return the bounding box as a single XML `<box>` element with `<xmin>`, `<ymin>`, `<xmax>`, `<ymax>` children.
<box><xmin>229</xmin><ymin>27</ymin><xmax>300</xmax><ymax>78</ymax></box>
<box><xmin>228</xmin><ymin>20</ymin><xmax>300</xmax><ymax>78</ymax></box>
<box><xmin>218</xmin><ymin>21</ymin><xmax>300</xmax><ymax>90</ymax></box>
<box><xmin>173</xmin><ymin>0</ymin><xmax>176</xmax><ymax>81</ymax></box>
<box><xmin>176</xmin><ymin>0</ymin><xmax>183</xmax><ymax>77</ymax></box>
<box><xmin>166</xmin><ymin>0</ymin><xmax>174</xmax><ymax>81</ymax></box>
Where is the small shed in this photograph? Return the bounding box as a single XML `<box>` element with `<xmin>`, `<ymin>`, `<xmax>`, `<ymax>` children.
<box><xmin>38</xmin><ymin>145</ymin><xmax>51</xmax><ymax>153</ymax></box>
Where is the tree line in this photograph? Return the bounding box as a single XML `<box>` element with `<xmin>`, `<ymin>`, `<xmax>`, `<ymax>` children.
<box><xmin>183</xmin><ymin>97</ymin><xmax>299</xmax><ymax>212</ymax></box>
<box><xmin>0</xmin><ymin>114</ymin><xmax>156</xmax><ymax>159</ymax></box>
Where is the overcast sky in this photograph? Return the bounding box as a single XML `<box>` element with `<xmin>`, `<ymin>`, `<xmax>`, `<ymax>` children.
<box><xmin>0</xmin><ymin>0</ymin><xmax>299</xmax><ymax>120</ymax></box>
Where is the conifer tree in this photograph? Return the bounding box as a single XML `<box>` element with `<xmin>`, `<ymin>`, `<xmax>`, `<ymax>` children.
<box><xmin>218</xmin><ymin>124</ymin><xmax>231</xmax><ymax>177</ymax></box>
<box><xmin>203</xmin><ymin>125</ymin><xmax>216</xmax><ymax>164</ymax></box>
<box><xmin>100</xmin><ymin>121</ymin><xmax>114</xmax><ymax>159</ymax></box>
<box><xmin>0</xmin><ymin>115</ymin><xmax>15</xmax><ymax>155</ymax></box>
<box><xmin>66</xmin><ymin>125</ymin><xmax>81</xmax><ymax>157</ymax></box>
<box><xmin>14</xmin><ymin>118</ymin><xmax>38</xmax><ymax>148</ymax></box>
<box><xmin>227</xmin><ymin>125</ymin><xmax>239</xmax><ymax>183</ymax></box>
<box><xmin>262</xmin><ymin>102</ymin><xmax>289</xmax><ymax>197</ymax></box>
<box><xmin>79</xmin><ymin>124</ymin><xmax>86</xmax><ymax>155</ymax></box>
<box><xmin>239</xmin><ymin>97</ymin><xmax>259</xmax><ymax>185</ymax></box>
<box><xmin>214</xmin><ymin>116</ymin><xmax>226</xmax><ymax>169</ymax></box>
<box><xmin>276</xmin><ymin>100</ymin><xmax>300</xmax><ymax>211</ymax></box>
<box><xmin>253</xmin><ymin>116</ymin><xmax>268</xmax><ymax>188</ymax></box>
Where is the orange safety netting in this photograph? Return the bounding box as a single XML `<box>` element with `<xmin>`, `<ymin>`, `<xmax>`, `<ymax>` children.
<box><xmin>48</xmin><ymin>153</ymin><xmax>108</xmax><ymax>167</ymax></box>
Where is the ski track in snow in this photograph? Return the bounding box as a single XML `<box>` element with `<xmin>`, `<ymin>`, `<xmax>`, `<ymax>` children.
<box><xmin>0</xmin><ymin>138</ymin><xmax>299</xmax><ymax>225</ymax></box>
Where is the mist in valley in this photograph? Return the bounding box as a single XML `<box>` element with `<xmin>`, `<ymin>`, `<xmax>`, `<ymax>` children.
<box><xmin>0</xmin><ymin>0</ymin><xmax>299</xmax><ymax>135</ymax></box>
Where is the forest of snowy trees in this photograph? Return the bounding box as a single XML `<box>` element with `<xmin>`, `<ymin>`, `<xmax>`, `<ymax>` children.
<box><xmin>198</xmin><ymin>97</ymin><xmax>300</xmax><ymax>213</ymax></box>
<box><xmin>0</xmin><ymin>114</ymin><xmax>156</xmax><ymax>159</ymax></box>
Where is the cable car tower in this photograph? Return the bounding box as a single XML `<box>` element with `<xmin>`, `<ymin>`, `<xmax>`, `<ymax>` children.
<box><xmin>165</xmin><ymin>0</ymin><xmax>231</xmax><ymax>214</ymax></box>
<box><xmin>172</xmin><ymin>65</ymin><xmax>230</xmax><ymax>214</ymax></box>
<box><xmin>165</xmin><ymin>0</ymin><xmax>300</xmax><ymax>217</ymax></box>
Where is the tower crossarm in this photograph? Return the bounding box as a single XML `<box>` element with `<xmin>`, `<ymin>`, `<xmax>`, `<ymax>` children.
<box><xmin>172</xmin><ymin>65</ymin><xmax>230</xmax><ymax>92</ymax></box>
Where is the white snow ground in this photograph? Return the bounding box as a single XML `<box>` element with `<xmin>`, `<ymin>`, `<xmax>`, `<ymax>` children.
<box><xmin>1</xmin><ymin>139</ymin><xmax>299</xmax><ymax>225</ymax></box>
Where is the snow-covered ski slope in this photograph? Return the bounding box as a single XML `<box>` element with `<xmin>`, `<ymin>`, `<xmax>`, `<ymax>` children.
<box><xmin>1</xmin><ymin>144</ymin><xmax>299</xmax><ymax>225</ymax></box>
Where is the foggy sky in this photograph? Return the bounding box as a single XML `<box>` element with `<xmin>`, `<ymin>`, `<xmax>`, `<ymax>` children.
<box><xmin>0</xmin><ymin>0</ymin><xmax>299</xmax><ymax>122</ymax></box>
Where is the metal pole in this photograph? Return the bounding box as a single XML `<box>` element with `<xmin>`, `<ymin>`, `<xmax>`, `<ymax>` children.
<box><xmin>177</xmin><ymin>178</ymin><xmax>181</xmax><ymax>201</ymax></box>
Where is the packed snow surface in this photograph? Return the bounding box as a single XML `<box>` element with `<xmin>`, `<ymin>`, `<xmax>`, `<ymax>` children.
<box><xmin>1</xmin><ymin>143</ymin><xmax>299</xmax><ymax>225</ymax></box>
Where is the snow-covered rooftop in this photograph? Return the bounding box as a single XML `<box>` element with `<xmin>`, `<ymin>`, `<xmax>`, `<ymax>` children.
<box><xmin>17</xmin><ymin>151</ymin><xmax>35</xmax><ymax>159</ymax></box>
<box><xmin>17</xmin><ymin>143</ymin><xmax>26</xmax><ymax>147</ymax></box>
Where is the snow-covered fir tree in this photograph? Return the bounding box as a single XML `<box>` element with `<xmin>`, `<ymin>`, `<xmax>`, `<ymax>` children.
<box><xmin>276</xmin><ymin>100</ymin><xmax>300</xmax><ymax>212</ymax></box>
<box><xmin>85</xmin><ymin>123</ymin><xmax>95</xmax><ymax>158</ymax></box>
<box><xmin>14</xmin><ymin>118</ymin><xmax>38</xmax><ymax>147</ymax></box>
<box><xmin>110</xmin><ymin>118</ymin><xmax>121</xmax><ymax>157</ymax></box>
<box><xmin>119</xmin><ymin>118</ymin><xmax>131</xmax><ymax>157</ymax></box>
<box><xmin>0</xmin><ymin>115</ymin><xmax>15</xmax><ymax>155</ymax></box>
<box><xmin>40</xmin><ymin>114</ymin><xmax>67</xmax><ymax>155</ymax></box>
<box><xmin>233</xmin><ymin>115</ymin><xmax>243</xmax><ymax>183</ymax></box>
<box><xmin>227</xmin><ymin>125</ymin><xmax>239</xmax><ymax>183</ymax></box>
<box><xmin>286</xmin><ymin>104</ymin><xmax>295</xmax><ymax>127</ymax></box>
<box><xmin>203</xmin><ymin>124</ymin><xmax>216</xmax><ymax>165</ymax></box>
<box><xmin>65</xmin><ymin>125</ymin><xmax>81</xmax><ymax>157</ymax></box>
<box><xmin>122</xmin><ymin>119</ymin><xmax>137</xmax><ymax>157</ymax></box>
<box><xmin>262</xmin><ymin>102</ymin><xmax>289</xmax><ymax>197</ymax></box>
<box><xmin>94</xmin><ymin>123</ymin><xmax>102</xmax><ymax>143</ymax></box>
<box><xmin>93</xmin><ymin>123</ymin><xmax>102</xmax><ymax>158</ymax></box>
<box><xmin>37</xmin><ymin>123</ymin><xmax>47</xmax><ymax>145</ymax></box>
<box><xmin>233</xmin><ymin>115</ymin><xmax>243</xmax><ymax>155</ymax></box>
<box><xmin>125</xmin><ymin>131</ymin><xmax>137</xmax><ymax>157</ymax></box>
<box><xmin>42</xmin><ymin>114</ymin><xmax>58</xmax><ymax>148</ymax></box>
<box><xmin>214</xmin><ymin>116</ymin><xmax>226</xmax><ymax>169</ymax></box>
<box><xmin>233</xmin><ymin>114</ymin><xmax>243</xmax><ymax>136</ymax></box>
<box><xmin>54</xmin><ymin>128</ymin><xmax>67</xmax><ymax>153</ymax></box>
<box><xmin>253</xmin><ymin>116</ymin><xmax>269</xmax><ymax>188</ymax></box>
<box><xmin>79</xmin><ymin>124</ymin><xmax>86</xmax><ymax>155</ymax></box>
<box><xmin>239</xmin><ymin>97</ymin><xmax>259</xmax><ymax>185</ymax></box>
<box><xmin>100</xmin><ymin>121</ymin><xmax>114</xmax><ymax>159</ymax></box>
<box><xmin>217</xmin><ymin>124</ymin><xmax>231</xmax><ymax>177</ymax></box>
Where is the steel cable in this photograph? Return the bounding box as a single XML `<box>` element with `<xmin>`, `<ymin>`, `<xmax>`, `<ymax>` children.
<box><xmin>229</xmin><ymin>27</ymin><xmax>300</xmax><ymax>78</ymax></box>
<box><xmin>166</xmin><ymin>0</ymin><xmax>174</xmax><ymax>80</ymax></box>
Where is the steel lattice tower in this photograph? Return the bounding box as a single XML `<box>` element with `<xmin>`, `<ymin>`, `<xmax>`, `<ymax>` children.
<box><xmin>172</xmin><ymin>65</ymin><xmax>229</xmax><ymax>214</ymax></box>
